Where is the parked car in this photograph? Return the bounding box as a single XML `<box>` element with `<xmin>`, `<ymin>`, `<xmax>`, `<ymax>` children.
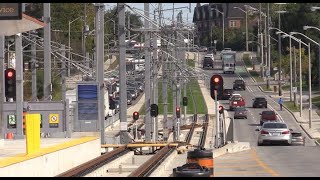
<box><xmin>260</xmin><ymin>110</ymin><xmax>277</xmax><ymax>126</ymax></box>
<box><xmin>233</xmin><ymin>79</ymin><xmax>246</xmax><ymax>91</ymax></box>
<box><xmin>223</xmin><ymin>89</ymin><xmax>234</xmax><ymax>100</ymax></box>
<box><xmin>229</xmin><ymin>96</ymin><xmax>245</xmax><ymax>111</ymax></box>
<box><xmin>127</xmin><ymin>93</ymin><xmax>133</xmax><ymax>105</ymax></box>
<box><xmin>199</xmin><ymin>46</ymin><xmax>208</xmax><ymax>52</ymax></box>
<box><xmin>256</xmin><ymin>122</ymin><xmax>292</xmax><ymax>146</ymax></box>
<box><xmin>291</xmin><ymin>132</ymin><xmax>305</xmax><ymax>146</ymax></box>
<box><xmin>234</xmin><ymin>107</ymin><xmax>248</xmax><ymax>119</ymax></box>
<box><xmin>252</xmin><ymin>97</ymin><xmax>268</xmax><ymax>108</ymax></box>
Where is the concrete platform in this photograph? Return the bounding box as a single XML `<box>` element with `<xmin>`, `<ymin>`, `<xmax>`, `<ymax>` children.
<box><xmin>0</xmin><ymin>136</ymin><xmax>100</xmax><ymax>177</ymax></box>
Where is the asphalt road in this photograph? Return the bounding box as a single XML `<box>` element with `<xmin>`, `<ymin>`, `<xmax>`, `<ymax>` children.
<box><xmin>199</xmin><ymin>51</ymin><xmax>320</xmax><ymax>177</ymax></box>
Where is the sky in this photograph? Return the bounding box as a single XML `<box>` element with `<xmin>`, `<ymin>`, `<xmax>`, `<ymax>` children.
<box><xmin>105</xmin><ymin>3</ymin><xmax>200</xmax><ymax>25</ymax></box>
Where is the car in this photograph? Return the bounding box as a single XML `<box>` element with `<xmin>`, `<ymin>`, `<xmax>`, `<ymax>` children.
<box><xmin>127</xmin><ymin>93</ymin><xmax>133</xmax><ymax>105</ymax></box>
<box><xmin>223</xmin><ymin>89</ymin><xmax>234</xmax><ymax>100</ymax></box>
<box><xmin>199</xmin><ymin>46</ymin><xmax>208</xmax><ymax>52</ymax></box>
<box><xmin>252</xmin><ymin>97</ymin><xmax>268</xmax><ymax>108</ymax></box>
<box><xmin>229</xmin><ymin>96</ymin><xmax>245</xmax><ymax>111</ymax></box>
<box><xmin>233</xmin><ymin>107</ymin><xmax>248</xmax><ymax>119</ymax></box>
<box><xmin>291</xmin><ymin>132</ymin><xmax>305</xmax><ymax>146</ymax></box>
<box><xmin>256</xmin><ymin>122</ymin><xmax>292</xmax><ymax>146</ymax></box>
<box><xmin>260</xmin><ymin>110</ymin><xmax>278</xmax><ymax>126</ymax></box>
<box><xmin>202</xmin><ymin>57</ymin><xmax>214</xmax><ymax>69</ymax></box>
<box><xmin>233</xmin><ymin>79</ymin><xmax>246</xmax><ymax>91</ymax></box>
<box><xmin>205</xmin><ymin>54</ymin><xmax>214</xmax><ymax>60</ymax></box>
<box><xmin>230</xmin><ymin>93</ymin><xmax>242</xmax><ymax>99</ymax></box>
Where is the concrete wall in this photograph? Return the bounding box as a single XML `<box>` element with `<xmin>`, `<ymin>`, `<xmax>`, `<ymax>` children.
<box><xmin>0</xmin><ymin>139</ymin><xmax>101</xmax><ymax>177</ymax></box>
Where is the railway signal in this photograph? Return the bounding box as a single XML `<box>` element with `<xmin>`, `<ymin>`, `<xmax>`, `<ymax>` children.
<box><xmin>133</xmin><ymin>111</ymin><xmax>139</xmax><ymax>121</ymax></box>
<box><xmin>183</xmin><ymin>97</ymin><xmax>188</xmax><ymax>106</ymax></box>
<box><xmin>176</xmin><ymin>107</ymin><xmax>181</xmax><ymax>118</ymax></box>
<box><xmin>5</xmin><ymin>68</ymin><xmax>16</xmax><ymax>99</ymax></box>
<box><xmin>150</xmin><ymin>104</ymin><xmax>159</xmax><ymax>117</ymax></box>
<box><xmin>210</xmin><ymin>74</ymin><xmax>223</xmax><ymax>100</ymax></box>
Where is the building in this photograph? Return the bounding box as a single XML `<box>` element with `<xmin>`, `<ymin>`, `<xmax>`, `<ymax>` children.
<box><xmin>193</xmin><ymin>3</ymin><xmax>260</xmax><ymax>45</ymax></box>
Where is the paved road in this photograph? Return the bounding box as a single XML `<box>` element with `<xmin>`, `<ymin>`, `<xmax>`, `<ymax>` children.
<box><xmin>199</xmin><ymin>51</ymin><xmax>320</xmax><ymax>177</ymax></box>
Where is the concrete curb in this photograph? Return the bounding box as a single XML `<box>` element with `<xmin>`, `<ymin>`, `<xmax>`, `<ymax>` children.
<box><xmin>240</xmin><ymin>54</ymin><xmax>318</xmax><ymax>145</ymax></box>
<box><xmin>213</xmin><ymin>142</ymin><xmax>251</xmax><ymax>158</ymax></box>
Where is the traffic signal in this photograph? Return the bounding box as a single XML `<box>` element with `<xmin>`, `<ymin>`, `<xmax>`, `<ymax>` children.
<box><xmin>219</xmin><ymin>105</ymin><xmax>224</xmax><ymax>114</ymax></box>
<box><xmin>133</xmin><ymin>111</ymin><xmax>139</xmax><ymax>121</ymax></box>
<box><xmin>150</xmin><ymin>104</ymin><xmax>159</xmax><ymax>117</ymax></box>
<box><xmin>183</xmin><ymin>97</ymin><xmax>188</xmax><ymax>106</ymax></box>
<box><xmin>5</xmin><ymin>68</ymin><xmax>16</xmax><ymax>99</ymax></box>
<box><xmin>176</xmin><ymin>107</ymin><xmax>181</xmax><ymax>118</ymax></box>
<box><xmin>210</xmin><ymin>74</ymin><xmax>223</xmax><ymax>100</ymax></box>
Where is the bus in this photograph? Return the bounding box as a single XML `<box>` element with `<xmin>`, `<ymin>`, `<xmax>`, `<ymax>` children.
<box><xmin>222</xmin><ymin>51</ymin><xmax>236</xmax><ymax>74</ymax></box>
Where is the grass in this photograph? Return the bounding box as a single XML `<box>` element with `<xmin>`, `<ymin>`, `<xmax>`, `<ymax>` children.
<box><xmin>261</xmin><ymin>85</ymin><xmax>272</xmax><ymax>91</ymax></box>
<box><xmin>249</xmin><ymin>70</ymin><xmax>264</xmax><ymax>82</ymax></box>
<box><xmin>138</xmin><ymin>80</ymin><xmax>207</xmax><ymax>115</ymax></box>
<box><xmin>107</xmin><ymin>57</ymin><xmax>119</xmax><ymax>70</ymax></box>
<box><xmin>317</xmin><ymin>139</ymin><xmax>320</xmax><ymax>144</ymax></box>
<box><xmin>187</xmin><ymin>59</ymin><xmax>195</xmax><ymax>67</ymax></box>
<box><xmin>243</xmin><ymin>53</ymin><xmax>253</xmax><ymax>68</ymax></box>
<box><xmin>283</xmin><ymin>101</ymin><xmax>299</xmax><ymax>112</ymax></box>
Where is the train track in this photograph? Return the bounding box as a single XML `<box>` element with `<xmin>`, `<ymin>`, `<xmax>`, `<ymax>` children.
<box><xmin>56</xmin><ymin>146</ymin><xmax>129</xmax><ymax>177</ymax></box>
<box><xmin>198</xmin><ymin>114</ymin><xmax>209</xmax><ymax>148</ymax></box>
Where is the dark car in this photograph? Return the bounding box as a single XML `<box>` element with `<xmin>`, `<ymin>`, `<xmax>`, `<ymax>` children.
<box><xmin>127</xmin><ymin>93</ymin><xmax>133</xmax><ymax>105</ymax></box>
<box><xmin>223</xmin><ymin>89</ymin><xmax>234</xmax><ymax>100</ymax></box>
<box><xmin>252</xmin><ymin>97</ymin><xmax>268</xmax><ymax>108</ymax></box>
<box><xmin>291</xmin><ymin>132</ymin><xmax>305</xmax><ymax>146</ymax></box>
<box><xmin>260</xmin><ymin>110</ymin><xmax>277</xmax><ymax>125</ymax></box>
<box><xmin>234</xmin><ymin>107</ymin><xmax>248</xmax><ymax>119</ymax></box>
<box><xmin>233</xmin><ymin>79</ymin><xmax>246</xmax><ymax>90</ymax></box>
<box><xmin>202</xmin><ymin>57</ymin><xmax>214</xmax><ymax>69</ymax></box>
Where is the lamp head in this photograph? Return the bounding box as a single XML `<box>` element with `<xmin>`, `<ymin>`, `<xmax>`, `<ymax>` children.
<box><xmin>275</xmin><ymin>31</ymin><xmax>282</xmax><ymax>35</ymax></box>
<box><xmin>290</xmin><ymin>32</ymin><xmax>298</xmax><ymax>35</ymax></box>
<box><xmin>303</xmin><ymin>26</ymin><xmax>310</xmax><ymax>30</ymax></box>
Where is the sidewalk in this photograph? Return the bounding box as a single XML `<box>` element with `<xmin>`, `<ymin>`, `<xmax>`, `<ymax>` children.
<box><xmin>245</xmin><ymin>52</ymin><xmax>320</xmax><ymax>140</ymax></box>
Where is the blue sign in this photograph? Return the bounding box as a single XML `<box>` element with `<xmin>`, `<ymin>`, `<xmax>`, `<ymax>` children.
<box><xmin>77</xmin><ymin>84</ymin><xmax>98</xmax><ymax>120</ymax></box>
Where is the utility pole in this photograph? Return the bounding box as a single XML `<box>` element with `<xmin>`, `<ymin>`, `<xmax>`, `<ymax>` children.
<box><xmin>15</xmin><ymin>32</ymin><xmax>24</xmax><ymax>138</ymax></box>
<box><xmin>278</xmin><ymin>5</ymin><xmax>282</xmax><ymax>96</ymax></box>
<box><xmin>293</xmin><ymin>46</ymin><xmax>297</xmax><ymax>107</ymax></box>
<box><xmin>31</xmin><ymin>32</ymin><xmax>37</xmax><ymax>101</ymax></box>
<box><xmin>127</xmin><ymin>13</ymin><xmax>131</xmax><ymax>42</ymax></box>
<box><xmin>83</xmin><ymin>3</ymin><xmax>87</xmax><ymax>68</ymax></box>
<box><xmin>61</xmin><ymin>44</ymin><xmax>66</xmax><ymax>105</ymax></box>
<box><xmin>159</xmin><ymin>3</ymin><xmax>169</xmax><ymax>141</ymax></box>
<box><xmin>152</xmin><ymin>8</ymin><xmax>159</xmax><ymax>142</ymax></box>
<box><xmin>0</xmin><ymin>36</ymin><xmax>4</xmax><ymax>143</ymax></box>
<box><xmin>144</xmin><ymin>3</ymin><xmax>152</xmax><ymax>142</ymax></box>
<box><xmin>95</xmin><ymin>3</ymin><xmax>105</xmax><ymax>144</ymax></box>
<box><xmin>118</xmin><ymin>3</ymin><xmax>129</xmax><ymax>144</ymax></box>
<box><xmin>267</xmin><ymin>3</ymin><xmax>271</xmax><ymax>89</ymax></box>
<box><xmin>43</xmin><ymin>3</ymin><xmax>52</xmax><ymax>101</ymax></box>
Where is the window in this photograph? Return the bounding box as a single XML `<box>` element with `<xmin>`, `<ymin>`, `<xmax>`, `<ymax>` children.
<box><xmin>230</xmin><ymin>20</ymin><xmax>237</xmax><ymax>28</ymax></box>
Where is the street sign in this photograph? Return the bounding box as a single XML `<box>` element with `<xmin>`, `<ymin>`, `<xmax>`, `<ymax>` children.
<box><xmin>266</xmin><ymin>70</ymin><xmax>270</xmax><ymax>77</ymax></box>
<box><xmin>49</xmin><ymin>114</ymin><xmax>59</xmax><ymax>128</ymax></box>
<box><xmin>293</xmin><ymin>87</ymin><xmax>297</xmax><ymax>93</ymax></box>
<box><xmin>0</xmin><ymin>3</ymin><xmax>22</xmax><ymax>20</ymax></box>
<box><xmin>8</xmin><ymin>114</ymin><xmax>16</xmax><ymax>125</ymax></box>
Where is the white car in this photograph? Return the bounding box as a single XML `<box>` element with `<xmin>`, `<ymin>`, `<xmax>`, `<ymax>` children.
<box><xmin>205</xmin><ymin>54</ymin><xmax>214</xmax><ymax>60</ymax></box>
<box><xmin>229</xmin><ymin>93</ymin><xmax>242</xmax><ymax>100</ymax></box>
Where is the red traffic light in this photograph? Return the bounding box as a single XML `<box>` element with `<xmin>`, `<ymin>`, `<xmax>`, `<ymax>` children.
<box><xmin>7</xmin><ymin>71</ymin><xmax>13</xmax><ymax>78</ymax></box>
<box><xmin>133</xmin><ymin>111</ymin><xmax>139</xmax><ymax>121</ymax></box>
<box><xmin>214</xmin><ymin>77</ymin><xmax>219</xmax><ymax>83</ymax></box>
<box><xmin>176</xmin><ymin>107</ymin><xmax>180</xmax><ymax>112</ymax></box>
<box><xmin>134</xmin><ymin>112</ymin><xmax>138</xmax><ymax>116</ymax></box>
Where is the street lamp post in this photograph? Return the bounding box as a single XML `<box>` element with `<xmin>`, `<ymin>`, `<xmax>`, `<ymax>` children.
<box><xmin>303</xmin><ymin>25</ymin><xmax>320</xmax><ymax>91</ymax></box>
<box><xmin>211</xmin><ymin>7</ymin><xmax>224</xmax><ymax>49</ymax></box>
<box><xmin>282</xmin><ymin>33</ymin><xmax>308</xmax><ymax>118</ymax></box>
<box><xmin>234</xmin><ymin>6</ymin><xmax>248</xmax><ymax>51</ymax></box>
<box><xmin>68</xmin><ymin>16</ymin><xmax>83</xmax><ymax>77</ymax></box>
<box><xmin>291</xmin><ymin>31</ymin><xmax>320</xmax><ymax>129</ymax></box>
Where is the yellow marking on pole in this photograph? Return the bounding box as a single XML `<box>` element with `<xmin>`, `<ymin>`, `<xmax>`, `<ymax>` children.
<box><xmin>26</xmin><ymin>114</ymin><xmax>41</xmax><ymax>155</ymax></box>
<box><xmin>250</xmin><ymin>149</ymin><xmax>280</xmax><ymax>176</ymax></box>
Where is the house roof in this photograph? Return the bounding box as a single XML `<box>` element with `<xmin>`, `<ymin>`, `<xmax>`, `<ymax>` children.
<box><xmin>193</xmin><ymin>3</ymin><xmax>260</xmax><ymax>22</ymax></box>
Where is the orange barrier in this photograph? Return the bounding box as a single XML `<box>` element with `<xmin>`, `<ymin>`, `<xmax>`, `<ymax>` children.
<box><xmin>6</xmin><ymin>132</ymin><xmax>14</xmax><ymax>139</ymax></box>
<box><xmin>187</xmin><ymin>149</ymin><xmax>214</xmax><ymax>177</ymax></box>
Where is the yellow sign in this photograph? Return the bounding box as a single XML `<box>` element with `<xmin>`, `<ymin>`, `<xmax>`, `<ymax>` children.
<box><xmin>49</xmin><ymin>114</ymin><xmax>59</xmax><ymax>124</ymax></box>
<box><xmin>25</xmin><ymin>114</ymin><xmax>41</xmax><ymax>155</ymax></box>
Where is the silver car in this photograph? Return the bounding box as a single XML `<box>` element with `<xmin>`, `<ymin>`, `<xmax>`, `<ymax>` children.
<box><xmin>256</xmin><ymin>122</ymin><xmax>292</xmax><ymax>146</ymax></box>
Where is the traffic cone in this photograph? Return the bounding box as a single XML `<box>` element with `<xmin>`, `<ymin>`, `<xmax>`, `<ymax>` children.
<box><xmin>6</xmin><ymin>133</ymin><xmax>14</xmax><ymax>139</ymax></box>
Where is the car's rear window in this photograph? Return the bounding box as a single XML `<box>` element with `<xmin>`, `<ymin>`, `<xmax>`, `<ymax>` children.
<box><xmin>262</xmin><ymin>111</ymin><xmax>275</xmax><ymax>115</ymax></box>
<box><xmin>233</xmin><ymin>97</ymin><xmax>243</xmax><ymax>101</ymax></box>
<box><xmin>235</xmin><ymin>107</ymin><xmax>246</xmax><ymax>111</ymax></box>
<box><xmin>291</xmin><ymin>132</ymin><xmax>302</xmax><ymax>137</ymax></box>
<box><xmin>255</xmin><ymin>97</ymin><xmax>266</xmax><ymax>101</ymax></box>
<box><xmin>235</xmin><ymin>80</ymin><xmax>244</xmax><ymax>84</ymax></box>
<box><xmin>263</xmin><ymin>123</ymin><xmax>287</xmax><ymax>129</ymax></box>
